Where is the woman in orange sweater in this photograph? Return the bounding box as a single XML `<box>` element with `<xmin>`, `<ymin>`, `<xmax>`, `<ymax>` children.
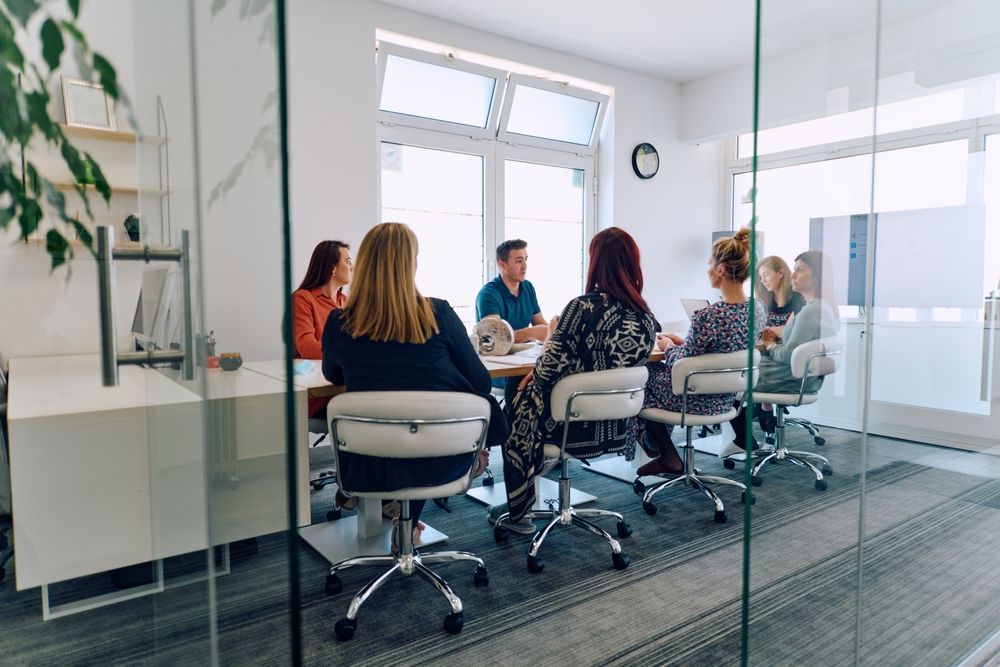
<box><xmin>292</xmin><ymin>240</ymin><xmax>352</xmax><ymax>417</ymax></box>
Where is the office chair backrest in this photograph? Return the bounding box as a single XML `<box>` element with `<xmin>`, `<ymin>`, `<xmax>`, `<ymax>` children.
<box><xmin>327</xmin><ymin>391</ymin><xmax>491</xmax><ymax>500</ymax></box>
<box><xmin>550</xmin><ymin>366</ymin><xmax>647</xmax><ymax>423</ymax></box>
<box><xmin>670</xmin><ymin>350</ymin><xmax>760</xmax><ymax>398</ymax></box>
<box><xmin>790</xmin><ymin>336</ymin><xmax>842</xmax><ymax>380</ymax></box>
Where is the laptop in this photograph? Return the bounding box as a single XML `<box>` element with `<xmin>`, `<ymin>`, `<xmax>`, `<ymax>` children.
<box><xmin>680</xmin><ymin>298</ymin><xmax>711</xmax><ymax>320</ymax></box>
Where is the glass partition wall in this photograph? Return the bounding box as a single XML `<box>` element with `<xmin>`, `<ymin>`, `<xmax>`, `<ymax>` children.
<box><xmin>0</xmin><ymin>1</ymin><xmax>297</xmax><ymax>663</ymax></box>
<box><xmin>743</xmin><ymin>0</ymin><xmax>1000</xmax><ymax>663</ymax></box>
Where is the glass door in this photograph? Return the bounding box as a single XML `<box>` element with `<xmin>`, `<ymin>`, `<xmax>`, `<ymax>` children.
<box><xmin>1</xmin><ymin>0</ymin><xmax>298</xmax><ymax>662</ymax></box>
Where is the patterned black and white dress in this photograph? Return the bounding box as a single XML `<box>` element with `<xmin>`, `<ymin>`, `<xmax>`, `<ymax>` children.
<box><xmin>626</xmin><ymin>299</ymin><xmax>765</xmax><ymax>458</ymax></box>
<box><xmin>503</xmin><ymin>292</ymin><xmax>657</xmax><ymax>522</ymax></box>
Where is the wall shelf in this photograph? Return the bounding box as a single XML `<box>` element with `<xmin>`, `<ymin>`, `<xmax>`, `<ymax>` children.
<box><xmin>51</xmin><ymin>181</ymin><xmax>170</xmax><ymax>197</ymax></box>
<box><xmin>59</xmin><ymin>124</ymin><xmax>166</xmax><ymax>146</ymax></box>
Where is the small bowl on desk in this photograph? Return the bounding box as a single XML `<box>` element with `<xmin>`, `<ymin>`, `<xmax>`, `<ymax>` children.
<box><xmin>219</xmin><ymin>352</ymin><xmax>243</xmax><ymax>371</ymax></box>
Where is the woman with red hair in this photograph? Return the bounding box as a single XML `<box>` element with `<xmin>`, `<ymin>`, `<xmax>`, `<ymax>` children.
<box><xmin>631</xmin><ymin>227</ymin><xmax>766</xmax><ymax>477</ymax></box>
<box><xmin>490</xmin><ymin>227</ymin><xmax>657</xmax><ymax>533</ymax></box>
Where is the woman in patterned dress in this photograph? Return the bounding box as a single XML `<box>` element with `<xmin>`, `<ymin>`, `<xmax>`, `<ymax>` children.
<box><xmin>493</xmin><ymin>228</ymin><xmax>657</xmax><ymax>532</ymax></box>
<box><xmin>634</xmin><ymin>228</ymin><xmax>765</xmax><ymax>477</ymax></box>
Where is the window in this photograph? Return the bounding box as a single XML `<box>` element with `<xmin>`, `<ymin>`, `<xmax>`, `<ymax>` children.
<box><xmin>377</xmin><ymin>42</ymin><xmax>609</xmax><ymax>327</ymax></box>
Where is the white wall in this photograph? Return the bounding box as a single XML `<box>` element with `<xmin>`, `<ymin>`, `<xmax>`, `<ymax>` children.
<box><xmin>0</xmin><ymin>2</ymin><xmax>141</xmax><ymax>360</ymax></box>
<box><xmin>287</xmin><ymin>0</ymin><xmax>726</xmax><ymax>326</ymax></box>
<box><xmin>680</xmin><ymin>0</ymin><xmax>1000</xmax><ymax>142</ymax></box>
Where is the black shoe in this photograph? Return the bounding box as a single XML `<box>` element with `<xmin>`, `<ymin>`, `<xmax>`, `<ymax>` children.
<box><xmin>758</xmin><ymin>410</ymin><xmax>776</xmax><ymax>434</ymax></box>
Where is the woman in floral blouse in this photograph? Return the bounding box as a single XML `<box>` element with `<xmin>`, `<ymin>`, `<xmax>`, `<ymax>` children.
<box><xmin>633</xmin><ymin>228</ymin><xmax>765</xmax><ymax>477</ymax></box>
<box><xmin>493</xmin><ymin>228</ymin><xmax>657</xmax><ymax>533</ymax></box>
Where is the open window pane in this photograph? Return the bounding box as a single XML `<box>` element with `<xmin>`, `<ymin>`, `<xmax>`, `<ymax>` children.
<box><xmin>504</xmin><ymin>160</ymin><xmax>585</xmax><ymax>318</ymax></box>
<box><xmin>380</xmin><ymin>143</ymin><xmax>485</xmax><ymax>325</ymax></box>
<box><xmin>379</xmin><ymin>54</ymin><xmax>497</xmax><ymax>129</ymax></box>
<box><xmin>505</xmin><ymin>86</ymin><xmax>599</xmax><ymax>145</ymax></box>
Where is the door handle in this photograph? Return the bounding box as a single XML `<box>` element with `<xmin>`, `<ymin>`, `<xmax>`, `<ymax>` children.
<box><xmin>96</xmin><ymin>225</ymin><xmax>195</xmax><ymax>386</ymax></box>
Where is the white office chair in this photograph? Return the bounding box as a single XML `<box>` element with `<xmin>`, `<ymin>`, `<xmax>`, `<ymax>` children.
<box><xmin>635</xmin><ymin>350</ymin><xmax>760</xmax><ymax>523</ymax></box>
<box><xmin>492</xmin><ymin>366</ymin><xmax>648</xmax><ymax>574</ymax></box>
<box><xmin>748</xmin><ymin>337</ymin><xmax>842</xmax><ymax>490</ymax></box>
<box><xmin>324</xmin><ymin>391</ymin><xmax>492</xmax><ymax>640</ymax></box>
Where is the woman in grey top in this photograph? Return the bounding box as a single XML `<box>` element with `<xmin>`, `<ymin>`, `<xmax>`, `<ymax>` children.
<box><xmin>732</xmin><ymin>250</ymin><xmax>839</xmax><ymax>446</ymax></box>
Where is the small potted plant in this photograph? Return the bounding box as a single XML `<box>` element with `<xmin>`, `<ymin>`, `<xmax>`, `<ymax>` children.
<box><xmin>123</xmin><ymin>214</ymin><xmax>140</xmax><ymax>242</ymax></box>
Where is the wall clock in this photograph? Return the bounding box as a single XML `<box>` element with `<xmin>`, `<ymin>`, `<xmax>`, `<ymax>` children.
<box><xmin>631</xmin><ymin>142</ymin><xmax>659</xmax><ymax>179</ymax></box>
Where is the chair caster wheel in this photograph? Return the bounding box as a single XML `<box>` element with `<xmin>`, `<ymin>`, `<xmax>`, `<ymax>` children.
<box><xmin>325</xmin><ymin>573</ymin><xmax>343</xmax><ymax>596</ymax></box>
<box><xmin>616</xmin><ymin>521</ymin><xmax>633</xmax><ymax>538</ymax></box>
<box><xmin>764</xmin><ymin>435</ymin><xmax>775</xmax><ymax>445</ymax></box>
<box><xmin>741</xmin><ymin>491</ymin><xmax>755</xmax><ymax>505</ymax></box>
<box><xmin>697</xmin><ymin>426</ymin><xmax>709</xmax><ymax>438</ymax></box>
<box><xmin>493</xmin><ymin>526</ymin><xmax>507</xmax><ymax>542</ymax></box>
<box><xmin>311</xmin><ymin>481</ymin><xmax>324</xmax><ymax>490</ymax></box>
<box><xmin>612</xmin><ymin>552</ymin><xmax>630</xmax><ymax>570</ymax></box>
<box><xmin>326</xmin><ymin>508</ymin><xmax>342</xmax><ymax>521</ymax></box>
<box><xmin>714</xmin><ymin>510</ymin><xmax>727</xmax><ymax>523</ymax></box>
<box><xmin>723</xmin><ymin>458</ymin><xmax>736</xmax><ymax>470</ymax></box>
<box><xmin>815</xmin><ymin>478</ymin><xmax>828</xmax><ymax>491</ymax></box>
<box><xmin>751</xmin><ymin>476</ymin><xmax>763</xmax><ymax>487</ymax></box>
<box><xmin>334</xmin><ymin>618</ymin><xmax>356</xmax><ymax>640</ymax></box>
<box><xmin>633</xmin><ymin>479</ymin><xmax>645</xmax><ymax>495</ymax></box>
<box><xmin>481</xmin><ymin>476</ymin><xmax>494</xmax><ymax>487</ymax></box>
<box><xmin>443</xmin><ymin>612</ymin><xmax>464</xmax><ymax>634</ymax></box>
<box><xmin>473</xmin><ymin>565</ymin><xmax>489</xmax><ymax>587</ymax></box>
<box><xmin>821</xmin><ymin>465</ymin><xmax>833</xmax><ymax>476</ymax></box>
<box><xmin>642</xmin><ymin>501</ymin><xmax>657</xmax><ymax>516</ymax></box>
<box><xmin>814</xmin><ymin>436</ymin><xmax>826</xmax><ymax>446</ymax></box>
<box><xmin>527</xmin><ymin>555</ymin><xmax>545</xmax><ymax>574</ymax></box>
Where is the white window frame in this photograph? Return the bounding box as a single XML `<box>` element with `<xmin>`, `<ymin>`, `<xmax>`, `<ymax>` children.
<box><xmin>376</xmin><ymin>42</ymin><xmax>507</xmax><ymax>139</ymax></box>
<box><xmin>376</xmin><ymin>126</ymin><xmax>598</xmax><ymax>293</ymax></box>
<box><xmin>497</xmin><ymin>74</ymin><xmax>609</xmax><ymax>156</ymax></box>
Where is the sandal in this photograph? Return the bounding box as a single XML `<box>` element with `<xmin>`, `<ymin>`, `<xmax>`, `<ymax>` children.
<box><xmin>390</xmin><ymin>517</ymin><xmax>427</xmax><ymax>553</ymax></box>
<box><xmin>334</xmin><ymin>489</ymin><xmax>358</xmax><ymax>511</ymax></box>
<box><xmin>638</xmin><ymin>431</ymin><xmax>660</xmax><ymax>459</ymax></box>
<box><xmin>381</xmin><ymin>500</ymin><xmax>401</xmax><ymax>520</ymax></box>
<box><xmin>472</xmin><ymin>449</ymin><xmax>490</xmax><ymax>478</ymax></box>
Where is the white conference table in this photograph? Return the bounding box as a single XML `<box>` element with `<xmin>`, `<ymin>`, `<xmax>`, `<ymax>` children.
<box><xmin>8</xmin><ymin>354</ymin><xmax>309</xmax><ymax>619</ymax></box>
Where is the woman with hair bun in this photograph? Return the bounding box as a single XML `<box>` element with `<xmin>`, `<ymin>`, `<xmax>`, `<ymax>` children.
<box><xmin>632</xmin><ymin>227</ymin><xmax>766</xmax><ymax>475</ymax></box>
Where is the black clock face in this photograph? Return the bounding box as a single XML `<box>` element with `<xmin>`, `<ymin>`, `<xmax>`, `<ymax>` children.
<box><xmin>632</xmin><ymin>143</ymin><xmax>659</xmax><ymax>179</ymax></box>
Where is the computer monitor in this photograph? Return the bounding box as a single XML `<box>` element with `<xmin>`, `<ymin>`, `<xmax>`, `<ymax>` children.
<box><xmin>130</xmin><ymin>266</ymin><xmax>181</xmax><ymax>351</ymax></box>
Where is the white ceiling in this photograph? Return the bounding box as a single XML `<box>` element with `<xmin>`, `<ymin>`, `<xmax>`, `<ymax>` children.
<box><xmin>376</xmin><ymin>0</ymin><xmax>950</xmax><ymax>84</ymax></box>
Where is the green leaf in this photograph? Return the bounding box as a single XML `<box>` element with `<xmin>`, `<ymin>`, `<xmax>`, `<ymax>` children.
<box><xmin>46</xmin><ymin>229</ymin><xmax>69</xmax><ymax>270</ymax></box>
<box><xmin>5</xmin><ymin>0</ymin><xmax>40</xmax><ymax>25</ymax></box>
<box><xmin>0</xmin><ymin>11</ymin><xmax>25</xmax><ymax>70</ymax></box>
<box><xmin>92</xmin><ymin>52</ymin><xmax>119</xmax><ymax>99</ymax></box>
<box><xmin>40</xmin><ymin>18</ymin><xmax>64</xmax><ymax>71</ymax></box>
<box><xmin>60</xmin><ymin>20</ymin><xmax>87</xmax><ymax>49</ymax></box>
<box><xmin>83</xmin><ymin>151</ymin><xmax>111</xmax><ymax>203</ymax></box>
<box><xmin>17</xmin><ymin>198</ymin><xmax>41</xmax><ymax>239</ymax></box>
<box><xmin>68</xmin><ymin>0</ymin><xmax>81</xmax><ymax>19</ymax></box>
<box><xmin>70</xmin><ymin>218</ymin><xmax>92</xmax><ymax>248</ymax></box>
<box><xmin>26</xmin><ymin>90</ymin><xmax>55</xmax><ymax>139</ymax></box>
<box><xmin>0</xmin><ymin>204</ymin><xmax>14</xmax><ymax>230</ymax></box>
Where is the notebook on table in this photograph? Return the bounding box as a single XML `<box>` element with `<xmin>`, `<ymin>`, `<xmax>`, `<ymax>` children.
<box><xmin>680</xmin><ymin>298</ymin><xmax>711</xmax><ymax>320</ymax></box>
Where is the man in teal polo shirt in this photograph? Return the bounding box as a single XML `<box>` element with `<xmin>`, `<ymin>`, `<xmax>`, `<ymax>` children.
<box><xmin>475</xmin><ymin>239</ymin><xmax>549</xmax><ymax>410</ymax></box>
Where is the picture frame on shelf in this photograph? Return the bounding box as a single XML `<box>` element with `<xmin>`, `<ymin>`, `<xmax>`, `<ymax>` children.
<box><xmin>62</xmin><ymin>76</ymin><xmax>116</xmax><ymax>130</ymax></box>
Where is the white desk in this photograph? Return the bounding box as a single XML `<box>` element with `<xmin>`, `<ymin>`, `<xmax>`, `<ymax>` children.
<box><xmin>8</xmin><ymin>354</ymin><xmax>309</xmax><ymax>618</ymax></box>
<box><xmin>243</xmin><ymin>360</ymin><xmax>448</xmax><ymax>567</ymax></box>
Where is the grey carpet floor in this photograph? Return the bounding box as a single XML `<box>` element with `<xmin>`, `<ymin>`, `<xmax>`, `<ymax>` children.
<box><xmin>2</xmin><ymin>426</ymin><xmax>999</xmax><ymax>666</ymax></box>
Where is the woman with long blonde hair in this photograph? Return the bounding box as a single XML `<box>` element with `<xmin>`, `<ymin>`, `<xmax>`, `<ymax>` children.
<box><xmin>755</xmin><ymin>255</ymin><xmax>804</xmax><ymax>335</ymax></box>
<box><xmin>322</xmin><ymin>222</ymin><xmax>507</xmax><ymax>536</ymax></box>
